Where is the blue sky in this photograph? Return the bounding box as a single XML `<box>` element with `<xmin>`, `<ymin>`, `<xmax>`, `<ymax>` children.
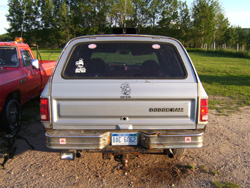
<box><xmin>0</xmin><ymin>0</ymin><xmax>250</xmax><ymax>35</ymax></box>
<box><xmin>184</xmin><ymin>0</ymin><xmax>250</xmax><ymax>28</ymax></box>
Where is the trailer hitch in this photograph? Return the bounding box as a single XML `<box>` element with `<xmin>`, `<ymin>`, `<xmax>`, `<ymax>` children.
<box><xmin>114</xmin><ymin>153</ymin><xmax>137</xmax><ymax>171</ymax></box>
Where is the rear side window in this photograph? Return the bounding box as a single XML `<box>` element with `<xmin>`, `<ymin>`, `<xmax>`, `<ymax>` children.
<box><xmin>63</xmin><ymin>42</ymin><xmax>186</xmax><ymax>79</ymax></box>
<box><xmin>0</xmin><ymin>47</ymin><xmax>19</xmax><ymax>67</ymax></box>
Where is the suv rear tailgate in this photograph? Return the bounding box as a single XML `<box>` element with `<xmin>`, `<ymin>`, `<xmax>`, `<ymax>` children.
<box><xmin>51</xmin><ymin>81</ymin><xmax>197</xmax><ymax>130</ymax></box>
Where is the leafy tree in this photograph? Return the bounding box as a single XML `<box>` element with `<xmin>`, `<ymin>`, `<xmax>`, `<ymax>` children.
<box><xmin>246</xmin><ymin>32</ymin><xmax>250</xmax><ymax>51</ymax></box>
<box><xmin>130</xmin><ymin>0</ymin><xmax>150</xmax><ymax>28</ymax></box>
<box><xmin>236</xmin><ymin>27</ymin><xmax>247</xmax><ymax>49</ymax></box>
<box><xmin>191</xmin><ymin>0</ymin><xmax>219</xmax><ymax>47</ymax></box>
<box><xmin>5</xmin><ymin>0</ymin><xmax>244</xmax><ymax>50</ymax></box>
<box><xmin>111</xmin><ymin>0</ymin><xmax>133</xmax><ymax>28</ymax></box>
<box><xmin>157</xmin><ymin>0</ymin><xmax>179</xmax><ymax>35</ymax></box>
<box><xmin>214</xmin><ymin>12</ymin><xmax>229</xmax><ymax>46</ymax></box>
<box><xmin>148</xmin><ymin>0</ymin><xmax>163</xmax><ymax>28</ymax></box>
<box><xmin>178</xmin><ymin>1</ymin><xmax>191</xmax><ymax>46</ymax></box>
<box><xmin>57</xmin><ymin>1</ymin><xmax>73</xmax><ymax>45</ymax></box>
<box><xmin>7</xmin><ymin>0</ymin><xmax>43</xmax><ymax>44</ymax></box>
<box><xmin>38</xmin><ymin>0</ymin><xmax>58</xmax><ymax>47</ymax></box>
<box><xmin>7</xmin><ymin>0</ymin><xmax>26</xmax><ymax>37</ymax></box>
<box><xmin>226</xmin><ymin>26</ymin><xmax>239</xmax><ymax>49</ymax></box>
<box><xmin>0</xmin><ymin>33</ymin><xmax>12</xmax><ymax>41</ymax></box>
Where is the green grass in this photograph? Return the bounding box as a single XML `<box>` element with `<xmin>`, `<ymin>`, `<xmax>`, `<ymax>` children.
<box><xmin>32</xmin><ymin>48</ymin><xmax>61</xmax><ymax>61</ymax></box>
<box><xmin>187</xmin><ymin>48</ymin><xmax>250</xmax><ymax>59</ymax></box>
<box><xmin>189</xmin><ymin>51</ymin><xmax>250</xmax><ymax>113</ymax></box>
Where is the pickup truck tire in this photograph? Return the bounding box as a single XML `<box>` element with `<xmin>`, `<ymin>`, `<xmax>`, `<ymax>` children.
<box><xmin>2</xmin><ymin>99</ymin><xmax>21</xmax><ymax>135</ymax></box>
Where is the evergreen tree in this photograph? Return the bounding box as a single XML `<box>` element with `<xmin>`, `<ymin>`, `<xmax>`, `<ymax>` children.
<box><xmin>246</xmin><ymin>32</ymin><xmax>250</xmax><ymax>51</ymax></box>
<box><xmin>130</xmin><ymin>0</ymin><xmax>150</xmax><ymax>28</ymax></box>
<box><xmin>192</xmin><ymin>0</ymin><xmax>218</xmax><ymax>47</ymax></box>
<box><xmin>111</xmin><ymin>0</ymin><xmax>133</xmax><ymax>28</ymax></box>
<box><xmin>148</xmin><ymin>0</ymin><xmax>163</xmax><ymax>28</ymax></box>
<box><xmin>178</xmin><ymin>1</ymin><xmax>191</xmax><ymax>46</ymax></box>
<box><xmin>7</xmin><ymin>0</ymin><xmax>26</xmax><ymax>37</ymax></box>
<box><xmin>157</xmin><ymin>0</ymin><xmax>179</xmax><ymax>35</ymax></box>
<box><xmin>5</xmin><ymin>0</ymin><xmax>242</xmax><ymax>50</ymax></box>
<box><xmin>214</xmin><ymin>12</ymin><xmax>229</xmax><ymax>46</ymax></box>
<box><xmin>57</xmin><ymin>0</ymin><xmax>73</xmax><ymax>45</ymax></box>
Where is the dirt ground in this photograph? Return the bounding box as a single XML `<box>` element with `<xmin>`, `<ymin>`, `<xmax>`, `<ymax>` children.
<box><xmin>0</xmin><ymin>100</ymin><xmax>249</xmax><ymax>188</ymax></box>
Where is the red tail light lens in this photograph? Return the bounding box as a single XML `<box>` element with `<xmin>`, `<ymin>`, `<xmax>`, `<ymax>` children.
<box><xmin>200</xmin><ymin>99</ymin><xmax>208</xmax><ymax>122</ymax></box>
<box><xmin>40</xmin><ymin>98</ymin><xmax>49</xmax><ymax>121</ymax></box>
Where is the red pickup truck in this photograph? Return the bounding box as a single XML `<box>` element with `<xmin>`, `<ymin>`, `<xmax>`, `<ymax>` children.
<box><xmin>0</xmin><ymin>37</ymin><xmax>56</xmax><ymax>134</ymax></box>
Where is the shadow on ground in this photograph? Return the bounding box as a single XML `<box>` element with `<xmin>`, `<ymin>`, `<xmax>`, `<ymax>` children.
<box><xmin>15</xmin><ymin>97</ymin><xmax>57</xmax><ymax>155</ymax></box>
<box><xmin>1</xmin><ymin>97</ymin><xmax>213</xmax><ymax>188</ymax></box>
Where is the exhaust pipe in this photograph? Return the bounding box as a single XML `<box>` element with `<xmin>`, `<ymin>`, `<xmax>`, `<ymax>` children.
<box><xmin>60</xmin><ymin>152</ymin><xmax>74</xmax><ymax>160</ymax></box>
<box><xmin>60</xmin><ymin>150</ymin><xmax>82</xmax><ymax>160</ymax></box>
<box><xmin>165</xmin><ymin>149</ymin><xmax>174</xmax><ymax>158</ymax></box>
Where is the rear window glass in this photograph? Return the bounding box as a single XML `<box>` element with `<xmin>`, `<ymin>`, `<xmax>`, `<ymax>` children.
<box><xmin>63</xmin><ymin>42</ymin><xmax>186</xmax><ymax>79</ymax></box>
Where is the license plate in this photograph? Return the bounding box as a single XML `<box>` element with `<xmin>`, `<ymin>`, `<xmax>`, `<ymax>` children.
<box><xmin>111</xmin><ymin>133</ymin><xmax>138</xmax><ymax>146</ymax></box>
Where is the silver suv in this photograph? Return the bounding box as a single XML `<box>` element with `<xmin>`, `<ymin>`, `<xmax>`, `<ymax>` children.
<box><xmin>41</xmin><ymin>35</ymin><xmax>208</xmax><ymax>166</ymax></box>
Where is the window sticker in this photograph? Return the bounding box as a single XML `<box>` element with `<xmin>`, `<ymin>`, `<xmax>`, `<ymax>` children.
<box><xmin>152</xmin><ymin>44</ymin><xmax>161</xmax><ymax>49</ymax></box>
<box><xmin>75</xmin><ymin>58</ymin><xmax>86</xmax><ymax>73</ymax></box>
<box><xmin>120</xmin><ymin>82</ymin><xmax>131</xmax><ymax>96</ymax></box>
<box><xmin>88</xmin><ymin>44</ymin><xmax>97</xmax><ymax>49</ymax></box>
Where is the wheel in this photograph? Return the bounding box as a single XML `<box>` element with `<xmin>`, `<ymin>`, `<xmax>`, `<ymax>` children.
<box><xmin>2</xmin><ymin>99</ymin><xmax>21</xmax><ymax>135</ymax></box>
<box><xmin>172</xmin><ymin>148</ymin><xmax>186</xmax><ymax>156</ymax></box>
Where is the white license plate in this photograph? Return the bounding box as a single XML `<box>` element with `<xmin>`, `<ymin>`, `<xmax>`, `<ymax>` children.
<box><xmin>111</xmin><ymin>133</ymin><xmax>138</xmax><ymax>146</ymax></box>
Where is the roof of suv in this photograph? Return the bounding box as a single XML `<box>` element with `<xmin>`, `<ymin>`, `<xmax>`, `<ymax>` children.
<box><xmin>68</xmin><ymin>34</ymin><xmax>177</xmax><ymax>41</ymax></box>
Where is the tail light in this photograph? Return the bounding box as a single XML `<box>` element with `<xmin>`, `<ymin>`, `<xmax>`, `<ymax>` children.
<box><xmin>40</xmin><ymin>98</ymin><xmax>50</xmax><ymax>121</ymax></box>
<box><xmin>200</xmin><ymin>99</ymin><xmax>208</xmax><ymax>122</ymax></box>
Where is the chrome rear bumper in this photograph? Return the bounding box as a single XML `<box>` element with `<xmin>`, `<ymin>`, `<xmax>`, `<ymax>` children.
<box><xmin>45</xmin><ymin>130</ymin><xmax>204</xmax><ymax>152</ymax></box>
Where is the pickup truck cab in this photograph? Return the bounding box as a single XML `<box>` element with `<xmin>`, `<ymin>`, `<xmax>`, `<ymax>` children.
<box><xmin>0</xmin><ymin>37</ymin><xmax>56</xmax><ymax>134</ymax></box>
<box><xmin>41</xmin><ymin>35</ymin><xmax>208</xmax><ymax>163</ymax></box>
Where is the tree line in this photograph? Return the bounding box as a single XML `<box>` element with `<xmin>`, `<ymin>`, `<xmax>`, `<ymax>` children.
<box><xmin>3</xmin><ymin>0</ymin><xmax>250</xmax><ymax>50</ymax></box>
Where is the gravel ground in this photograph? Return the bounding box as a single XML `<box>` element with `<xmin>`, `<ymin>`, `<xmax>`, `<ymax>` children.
<box><xmin>0</xmin><ymin>101</ymin><xmax>249</xmax><ymax>188</ymax></box>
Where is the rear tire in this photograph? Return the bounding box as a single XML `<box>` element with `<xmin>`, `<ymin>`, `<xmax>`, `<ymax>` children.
<box><xmin>2</xmin><ymin>99</ymin><xmax>21</xmax><ymax>135</ymax></box>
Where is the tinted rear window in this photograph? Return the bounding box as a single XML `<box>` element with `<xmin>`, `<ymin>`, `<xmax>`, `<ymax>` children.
<box><xmin>63</xmin><ymin>42</ymin><xmax>186</xmax><ymax>79</ymax></box>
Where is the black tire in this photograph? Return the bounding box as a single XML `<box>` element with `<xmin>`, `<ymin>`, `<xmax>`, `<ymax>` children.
<box><xmin>172</xmin><ymin>148</ymin><xmax>186</xmax><ymax>156</ymax></box>
<box><xmin>2</xmin><ymin>99</ymin><xmax>21</xmax><ymax>135</ymax></box>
